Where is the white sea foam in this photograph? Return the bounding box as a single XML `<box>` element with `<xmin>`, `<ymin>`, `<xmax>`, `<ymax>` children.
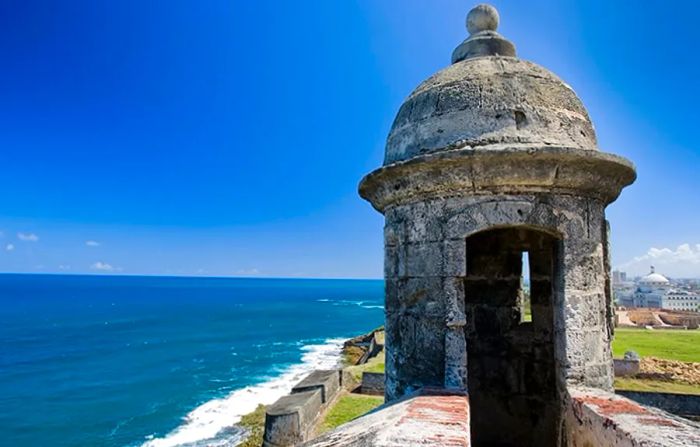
<box><xmin>325</xmin><ymin>299</ymin><xmax>384</xmax><ymax>310</ymax></box>
<box><xmin>141</xmin><ymin>338</ymin><xmax>345</xmax><ymax>447</ymax></box>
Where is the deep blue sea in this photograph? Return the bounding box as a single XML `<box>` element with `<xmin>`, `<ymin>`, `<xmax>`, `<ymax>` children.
<box><xmin>0</xmin><ymin>274</ymin><xmax>384</xmax><ymax>447</ymax></box>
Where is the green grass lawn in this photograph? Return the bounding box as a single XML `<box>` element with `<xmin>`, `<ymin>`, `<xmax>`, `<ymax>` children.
<box><xmin>614</xmin><ymin>377</ymin><xmax>700</xmax><ymax>395</ymax></box>
<box><xmin>612</xmin><ymin>328</ymin><xmax>700</xmax><ymax>362</ymax></box>
<box><xmin>319</xmin><ymin>393</ymin><xmax>384</xmax><ymax>433</ymax></box>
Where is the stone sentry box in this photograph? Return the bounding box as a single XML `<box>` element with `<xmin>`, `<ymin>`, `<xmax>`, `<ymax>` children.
<box><xmin>359</xmin><ymin>4</ymin><xmax>636</xmax><ymax>447</ymax></box>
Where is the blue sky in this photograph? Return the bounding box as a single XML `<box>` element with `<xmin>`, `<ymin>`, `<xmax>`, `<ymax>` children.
<box><xmin>0</xmin><ymin>1</ymin><xmax>698</xmax><ymax>278</ymax></box>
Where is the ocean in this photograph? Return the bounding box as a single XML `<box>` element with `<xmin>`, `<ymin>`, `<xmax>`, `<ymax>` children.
<box><xmin>0</xmin><ymin>274</ymin><xmax>384</xmax><ymax>447</ymax></box>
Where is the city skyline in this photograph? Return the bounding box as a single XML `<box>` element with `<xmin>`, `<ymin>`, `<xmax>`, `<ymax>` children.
<box><xmin>1</xmin><ymin>1</ymin><xmax>698</xmax><ymax>278</ymax></box>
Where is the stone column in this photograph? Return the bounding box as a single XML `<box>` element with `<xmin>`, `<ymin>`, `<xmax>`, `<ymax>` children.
<box><xmin>560</xmin><ymin>199</ymin><xmax>614</xmax><ymax>391</ymax></box>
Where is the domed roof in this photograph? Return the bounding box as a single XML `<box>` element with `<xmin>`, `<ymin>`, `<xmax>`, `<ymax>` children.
<box><xmin>359</xmin><ymin>4</ymin><xmax>636</xmax><ymax>213</ymax></box>
<box><xmin>384</xmin><ymin>5</ymin><xmax>597</xmax><ymax>165</ymax></box>
<box><xmin>640</xmin><ymin>268</ymin><xmax>669</xmax><ymax>284</ymax></box>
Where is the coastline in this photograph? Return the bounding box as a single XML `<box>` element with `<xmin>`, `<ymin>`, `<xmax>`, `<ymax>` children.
<box><xmin>234</xmin><ymin>327</ymin><xmax>385</xmax><ymax>447</ymax></box>
<box><xmin>0</xmin><ymin>275</ymin><xmax>385</xmax><ymax>447</ymax></box>
<box><xmin>142</xmin><ymin>338</ymin><xmax>347</xmax><ymax>447</ymax></box>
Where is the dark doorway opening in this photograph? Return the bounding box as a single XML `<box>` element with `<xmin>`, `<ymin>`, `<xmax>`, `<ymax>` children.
<box><xmin>464</xmin><ymin>227</ymin><xmax>561</xmax><ymax>447</ymax></box>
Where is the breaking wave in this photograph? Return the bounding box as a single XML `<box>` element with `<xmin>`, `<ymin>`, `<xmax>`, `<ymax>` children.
<box><xmin>318</xmin><ymin>299</ymin><xmax>384</xmax><ymax>310</ymax></box>
<box><xmin>141</xmin><ymin>338</ymin><xmax>345</xmax><ymax>447</ymax></box>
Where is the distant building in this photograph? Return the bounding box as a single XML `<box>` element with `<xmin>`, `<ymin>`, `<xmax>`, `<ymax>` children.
<box><xmin>612</xmin><ymin>270</ymin><xmax>627</xmax><ymax>285</ymax></box>
<box><xmin>632</xmin><ymin>267</ymin><xmax>670</xmax><ymax>307</ymax></box>
<box><xmin>618</xmin><ymin>266</ymin><xmax>700</xmax><ymax>311</ymax></box>
<box><xmin>664</xmin><ymin>290</ymin><xmax>700</xmax><ymax>312</ymax></box>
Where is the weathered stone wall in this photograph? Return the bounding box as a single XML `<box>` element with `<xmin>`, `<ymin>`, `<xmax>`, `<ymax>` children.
<box><xmin>613</xmin><ymin>358</ymin><xmax>640</xmax><ymax>377</ymax></box>
<box><xmin>360</xmin><ymin>372</ymin><xmax>385</xmax><ymax>396</ymax></box>
<box><xmin>263</xmin><ymin>370</ymin><xmax>341</xmax><ymax>447</ymax></box>
<box><xmin>263</xmin><ymin>389</ymin><xmax>323</xmax><ymax>447</ymax></box>
<box><xmin>292</xmin><ymin>370</ymin><xmax>340</xmax><ymax>404</ymax></box>
<box><xmin>617</xmin><ymin>390</ymin><xmax>700</xmax><ymax>421</ymax></box>
<box><xmin>384</xmin><ymin>194</ymin><xmax>612</xmax><ymax>394</ymax></box>
<box><xmin>565</xmin><ymin>387</ymin><xmax>700</xmax><ymax>446</ymax></box>
<box><xmin>383</xmin><ymin>193</ymin><xmax>614</xmax><ymax>446</ymax></box>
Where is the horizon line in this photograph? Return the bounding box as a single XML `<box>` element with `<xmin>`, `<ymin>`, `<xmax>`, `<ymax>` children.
<box><xmin>0</xmin><ymin>272</ymin><xmax>385</xmax><ymax>281</ymax></box>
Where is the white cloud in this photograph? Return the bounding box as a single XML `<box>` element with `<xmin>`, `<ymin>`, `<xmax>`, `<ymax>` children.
<box><xmin>90</xmin><ymin>261</ymin><xmax>121</xmax><ymax>272</ymax></box>
<box><xmin>85</xmin><ymin>240</ymin><xmax>100</xmax><ymax>247</ymax></box>
<box><xmin>58</xmin><ymin>265</ymin><xmax>71</xmax><ymax>270</ymax></box>
<box><xmin>236</xmin><ymin>268</ymin><xmax>260</xmax><ymax>276</ymax></box>
<box><xmin>618</xmin><ymin>243</ymin><xmax>700</xmax><ymax>278</ymax></box>
<box><xmin>17</xmin><ymin>232</ymin><xmax>39</xmax><ymax>242</ymax></box>
<box><xmin>5</xmin><ymin>243</ymin><xmax>14</xmax><ymax>251</ymax></box>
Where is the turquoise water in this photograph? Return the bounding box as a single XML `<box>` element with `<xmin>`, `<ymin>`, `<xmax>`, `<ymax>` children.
<box><xmin>0</xmin><ymin>274</ymin><xmax>384</xmax><ymax>446</ymax></box>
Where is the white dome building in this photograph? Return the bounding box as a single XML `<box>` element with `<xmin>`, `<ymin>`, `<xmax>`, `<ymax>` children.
<box><xmin>623</xmin><ymin>267</ymin><xmax>700</xmax><ymax>311</ymax></box>
<box><xmin>632</xmin><ymin>267</ymin><xmax>669</xmax><ymax>308</ymax></box>
<box><xmin>638</xmin><ymin>267</ymin><xmax>670</xmax><ymax>292</ymax></box>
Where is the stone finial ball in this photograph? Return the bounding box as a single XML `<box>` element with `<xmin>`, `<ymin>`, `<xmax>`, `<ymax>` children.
<box><xmin>466</xmin><ymin>4</ymin><xmax>499</xmax><ymax>34</ymax></box>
